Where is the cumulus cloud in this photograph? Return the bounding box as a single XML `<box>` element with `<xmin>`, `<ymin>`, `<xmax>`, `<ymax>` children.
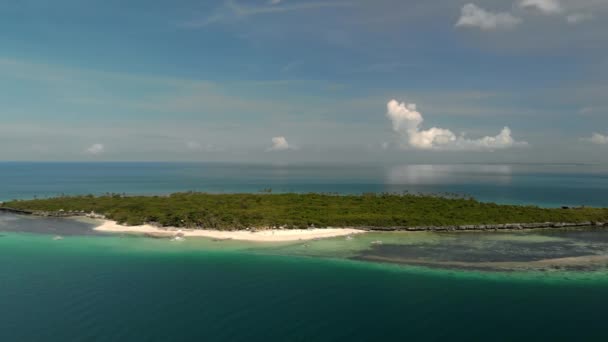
<box><xmin>268</xmin><ymin>136</ymin><xmax>291</xmax><ymax>151</ymax></box>
<box><xmin>584</xmin><ymin>133</ymin><xmax>608</xmax><ymax>145</ymax></box>
<box><xmin>456</xmin><ymin>3</ymin><xmax>522</xmax><ymax>30</ymax></box>
<box><xmin>269</xmin><ymin>0</ymin><xmax>282</xmax><ymax>4</ymax></box>
<box><xmin>86</xmin><ymin>143</ymin><xmax>105</xmax><ymax>155</ymax></box>
<box><xmin>386</xmin><ymin>100</ymin><xmax>527</xmax><ymax>151</ymax></box>
<box><xmin>519</xmin><ymin>0</ymin><xmax>563</xmax><ymax>14</ymax></box>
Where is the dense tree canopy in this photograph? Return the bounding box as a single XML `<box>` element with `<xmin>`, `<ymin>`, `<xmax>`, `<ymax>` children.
<box><xmin>4</xmin><ymin>193</ymin><xmax>607</xmax><ymax>230</ymax></box>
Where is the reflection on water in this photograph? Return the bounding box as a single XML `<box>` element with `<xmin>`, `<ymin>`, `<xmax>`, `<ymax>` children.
<box><xmin>386</xmin><ymin>164</ymin><xmax>513</xmax><ymax>186</ymax></box>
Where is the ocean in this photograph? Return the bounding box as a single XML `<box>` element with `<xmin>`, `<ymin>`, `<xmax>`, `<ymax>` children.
<box><xmin>2</xmin><ymin>162</ymin><xmax>608</xmax><ymax>341</ymax></box>
<box><xmin>2</xmin><ymin>162</ymin><xmax>608</xmax><ymax>207</ymax></box>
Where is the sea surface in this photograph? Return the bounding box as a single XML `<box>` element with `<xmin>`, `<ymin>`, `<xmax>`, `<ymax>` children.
<box><xmin>2</xmin><ymin>162</ymin><xmax>608</xmax><ymax>341</ymax></box>
<box><xmin>2</xmin><ymin>162</ymin><xmax>608</xmax><ymax>207</ymax></box>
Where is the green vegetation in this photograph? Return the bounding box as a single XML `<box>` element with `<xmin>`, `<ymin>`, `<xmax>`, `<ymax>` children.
<box><xmin>3</xmin><ymin>193</ymin><xmax>608</xmax><ymax>229</ymax></box>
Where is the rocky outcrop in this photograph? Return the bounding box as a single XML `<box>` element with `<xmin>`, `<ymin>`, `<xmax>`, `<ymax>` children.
<box><xmin>0</xmin><ymin>208</ymin><xmax>105</xmax><ymax>219</ymax></box>
<box><xmin>0</xmin><ymin>207</ymin><xmax>34</xmax><ymax>215</ymax></box>
<box><xmin>359</xmin><ymin>221</ymin><xmax>605</xmax><ymax>232</ymax></box>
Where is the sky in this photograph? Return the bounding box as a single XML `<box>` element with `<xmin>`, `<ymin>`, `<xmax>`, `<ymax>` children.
<box><xmin>0</xmin><ymin>0</ymin><xmax>607</xmax><ymax>163</ymax></box>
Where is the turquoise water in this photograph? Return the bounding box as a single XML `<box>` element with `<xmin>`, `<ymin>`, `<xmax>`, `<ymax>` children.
<box><xmin>2</xmin><ymin>162</ymin><xmax>608</xmax><ymax>207</ymax></box>
<box><xmin>2</xmin><ymin>232</ymin><xmax>608</xmax><ymax>341</ymax></box>
<box><xmin>3</xmin><ymin>162</ymin><xmax>608</xmax><ymax>341</ymax></box>
<box><xmin>2</xmin><ymin>214</ymin><xmax>608</xmax><ymax>341</ymax></box>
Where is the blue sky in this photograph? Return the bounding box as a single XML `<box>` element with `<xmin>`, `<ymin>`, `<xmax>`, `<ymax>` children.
<box><xmin>0</xmin><ymin>0</ymin><xmax>607</xmax><ymax>163</ymax></box>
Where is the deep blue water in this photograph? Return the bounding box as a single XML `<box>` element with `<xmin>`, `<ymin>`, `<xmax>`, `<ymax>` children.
<box><xmin>1</xmin><ymin>162</ymin><xmax>608</xmax><ymax>207</ymax></box>
<box><xmin>1</xmin><ymin>233</ymin><xmax>608</xmax><ymax>342</ymax></box>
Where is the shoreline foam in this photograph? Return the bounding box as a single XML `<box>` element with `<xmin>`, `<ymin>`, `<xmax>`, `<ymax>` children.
<box><xmin>93</xmin><ymin>219</ymin><xmax>365</xmax><ymax>242</ymax></box>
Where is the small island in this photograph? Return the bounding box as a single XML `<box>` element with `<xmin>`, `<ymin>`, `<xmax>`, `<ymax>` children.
<box><xmin>1</xmin><ymin>192</ymin><xmax>607</xmax><ymax>241</ymax></box>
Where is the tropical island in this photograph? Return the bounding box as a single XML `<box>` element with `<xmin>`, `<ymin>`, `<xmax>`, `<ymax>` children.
<box><xmin>2</xmin><ymin>192</ymin><xmax>608</xmax><ymax>241</ymax></box>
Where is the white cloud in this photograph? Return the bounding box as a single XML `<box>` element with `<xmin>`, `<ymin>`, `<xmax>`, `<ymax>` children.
<box><xmin>386</xmin><ymin>100</ymin><xmax>527</xmax><ymax>151</ymax></box>
<box><xmin>519</xmin><ymin>0</ymin><xmax>563</xmax><ymax>14</ymax></box>
<box><xmin>268</xmin><ymin>136</ymin><xmax>291</xmax><ymax>151</ymax></box>
<box><xmin>518</xmin><ymin>1</ymin><xmax>597</xmax><ymax>26</ymax></box>
<box><xmin>566</xmin><ymin>13</ymin><xmax>593</xmax><ymax>24</ymax></box>
<box><xmin>456</xmin><ymin>3</ymin><xmax>522</xmax><ymax>31</ymax></box>
<box><xmin>269</xmin><ymin>0</ymin><xmax>282</xmax><ymax>4</ymax></box>
<box><xmin>86</xmin><ymin>143</ymin><xmax>105</xmax><ymax>155</ymax></box>
<box><xmin>584</xmin><ymin>133</ymin><xmax>608</xmax><ymax>145</ymax></box>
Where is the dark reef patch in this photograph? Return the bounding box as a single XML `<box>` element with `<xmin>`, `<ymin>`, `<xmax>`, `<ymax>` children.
<box><xmin>542</xmin><ymin>229</ymin><xmax>608</xmax><ymax>244</ymax></box>
<box><xmin>352</xmin><ymin>230</ymin><xmax>608</xmax><ymax>271</ymax></box>
<box><xmin>358</xmin><ymin>240</ymin><xmax>594</xmax><ymax>263</ymax></box>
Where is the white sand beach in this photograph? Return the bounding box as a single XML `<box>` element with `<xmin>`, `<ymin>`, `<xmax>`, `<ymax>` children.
<box><xmin>94</xmin><ymin>220</ymin><xmax>366</xmax><ymax>242</ymax></box>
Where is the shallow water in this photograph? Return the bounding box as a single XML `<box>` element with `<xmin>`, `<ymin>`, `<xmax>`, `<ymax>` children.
<box><xmin>3</xmin><ymin>213</ymin><xmax>608</xmax><ymax>272</ymax></box>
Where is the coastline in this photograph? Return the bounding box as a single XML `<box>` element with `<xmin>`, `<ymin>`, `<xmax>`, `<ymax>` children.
<box><xmin>4</xmin><ymin>191</ymin><xmax>608</xmax><ymax>235</ymax></box>
<box><xmin>3</xmin><ymin>206</ymin><xmax>606</xmax><ymax>234</ymax></box>
<box><xmin>93</xmin><ymin>219</ymin><xmax>366</xmax><ymax>242</ymax></box>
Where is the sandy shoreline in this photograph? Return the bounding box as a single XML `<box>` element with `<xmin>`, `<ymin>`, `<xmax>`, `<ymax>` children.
<box><xmin>93</xmin><ymin>220</ymin><xmax>365</xmax><ymax>242</ymax></box>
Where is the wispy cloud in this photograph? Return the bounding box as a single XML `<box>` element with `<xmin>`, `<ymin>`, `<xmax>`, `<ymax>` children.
<box><xmin>281</xmin><ymin>60</ymin><xmax>304</xmax><ymax>73</ymax></box>
<box><xmin>456</xmin><ymin>3</ymin><xmax>522</xmax><ymax>31</ymax></box>
<box><xmin>566</xmin><ymin>13</ymin><xmax>593</xmax><ymax>24</ymax></box>
<box><xmin>456</xmin><ymin>0</ymin><xmax>600</xmax><ymax>33</ymax></box>
<box><xmin>181</xmin><ymin>0</ymin><xmax>353</xmax><ymax>28</ymax></box>
<box><xmin>583</xmin><ymin>133</ymin><xmax>608</xmax><ymax>145</ymax></box>
<box><xmin>186</xmin><ymin>141</ymin><xmax>224</xmax><ymax>152</ymax></box>
<box><xmin>519</xmin><ymin>0</ymin><xmax>596</xmax><ymax>24</ymax></box>
<box><xmin>351</xmin><ymin>62</ymin><xmax>418</xmax><ymax>73</ymax></box>
<box><xmin>578</xmin><ymin>106</ymin><xmax>607</xmax><ymax>115</ymax></box>
<box><xmin>519</xmin><ymin>0</ymin><xmax>563</xmax><ymax>14</ymax></box>
<box><xmin>226</xmin><ymin>0</ymin><xmax>351</xmax><ymax>16</ymax></box>
<box><xmin>0</xmin><ymin>57</ymin><xmax>304</xmax><ymax>119</ymax></box>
